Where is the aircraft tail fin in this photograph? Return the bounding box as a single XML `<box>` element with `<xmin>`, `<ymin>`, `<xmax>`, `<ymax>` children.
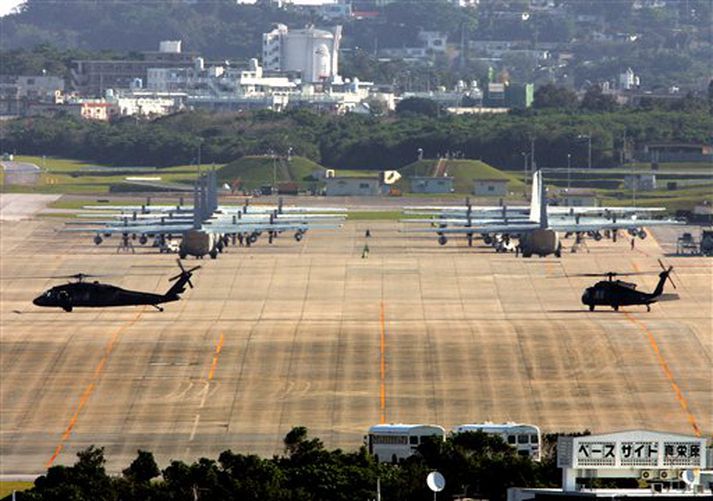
<box><xmin>529</xmin><ymin>170</ymin><xmax>548</xmax><ymax>228</ymax></box>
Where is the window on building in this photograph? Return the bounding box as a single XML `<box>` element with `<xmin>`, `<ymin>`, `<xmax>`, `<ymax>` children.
<box><xmin>409</xmin><ymin>436</ymin><xmax>418</xmax><ymax>445</ymax></box>
<box><xmin>359</xmin><ymin>183</ymin><xmax>370</xmax><ymax>189</ymax></box>
<box><xmin>488</xmin><ymin>185</ymin><xmax>494</xmax><ymax>191</ymax></box>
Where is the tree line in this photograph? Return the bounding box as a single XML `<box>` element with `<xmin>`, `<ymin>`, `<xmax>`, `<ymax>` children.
<box><xmin>2</xmin><ymin>102</ymin><xmax>710</xmax><ymax>170</ymax></box>
<box><xmin>14</xmin><ymin>427</ymin><xmax>627</xmax><ymax>501</ymax></box>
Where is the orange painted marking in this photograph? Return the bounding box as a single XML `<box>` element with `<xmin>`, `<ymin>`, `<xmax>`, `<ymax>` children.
<box><xmin>207</xmin><ymin>333</ymin><xmax>225</xmax><ymax>381</ymax></box>
<box><xmin>379</xmin><ymin>301</ymin><xmax>386</xmax><ymax>424</ymax></box>
<box><xmin>46</xmin><ymin>311</ymin><xmax>143</xmax><ymax>468</ymax></box>
<box><xmin>625</xmin><ymin>313</ymin><xmax>701</xmax><ymax>437</ymax></box>
<box><xmin>632</xmin><ymin>261</ymin><xmax>641</xmax><ymax>273</ymax></box>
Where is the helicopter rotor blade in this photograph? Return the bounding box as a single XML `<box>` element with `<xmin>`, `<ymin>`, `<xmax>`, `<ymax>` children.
<box><xmin>666</xmin><ymin>266</ymin><xmax>676</xmax><ymax>289</ymax></box>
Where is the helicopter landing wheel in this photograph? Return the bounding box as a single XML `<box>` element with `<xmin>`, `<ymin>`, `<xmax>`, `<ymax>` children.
<box><xmin>613</xmin><ymin>305</ymin><xmax>619</xmax><ymax>311</ymax></box>
<box><xmin>589</xmin><ymin>305</ymin><xmax>594</xmax><ymax>311</ymax></box>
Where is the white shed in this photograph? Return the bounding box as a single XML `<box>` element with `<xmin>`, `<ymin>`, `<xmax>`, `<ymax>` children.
<box><xmin>410</xmin><ymin>176</ymin><xmax>453</xmax><ymax>194</ymax></box>
<box><xmin>325</xmin><ymin>176</ymin><xmax>381</xmax><ymax>196</ymax></box>
<box><xmin>474</xmin><ymin>178</ymin><xmax>508</xmax><ymax>196</ymax></box>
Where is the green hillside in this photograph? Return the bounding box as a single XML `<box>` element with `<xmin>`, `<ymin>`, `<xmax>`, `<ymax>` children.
<box><xmin>218</xmin><ymin>156</ymin><xmax>326</xmax><ymax>190</ymax></box>
<box><xmin>398</xmin><ymin>159</ymin><xmax>524</xmax><ymax>193</ymax></box>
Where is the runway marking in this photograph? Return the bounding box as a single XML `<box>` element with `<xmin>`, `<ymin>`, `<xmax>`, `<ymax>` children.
<box><xmin>188</xmin><ymin>333</ymin><xmax>225</xmax><ymax>444</ymax></box>
<box><xmin>207</xmin><ymin>333</ymin><xmax>225</xmax><ymax>381</ymax></box>
<box><xmin>625</xmin><ymin>313</ymin><xmax>701</xmax><ymax>437</ymax></box>
<box><xmin>379</xmin><ymin>301</ymin><xmax>386</xmax><ymax>424</ymax></box>
<box><xmin>46</xmin><ymin>311</ymin><xmax>143</xmax><ymax>468</ymax></box>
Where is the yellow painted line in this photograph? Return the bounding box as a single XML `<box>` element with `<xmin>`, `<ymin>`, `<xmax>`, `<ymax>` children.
<box><xmin>625</xmin><ymin>313</ymin><xmax>701</xmax><ymax>437</ymax></box>
<box><xmin>46</xmin><ymin>311</ymin><xmax>143</xmax><ymax>467</ymax></box>
<box><xmin>189</xmin><ymin>333</ymin><xmax>225</xmax><ymax>443</ymax></box>
<box><xmin>379</xmin><ymin>301</ymin><xmax>386</xmax><ymax>424</ymax></box>
<box><xmin>207</xmin><ymin>333</ymin><xmax>225</xmax><ymax>381</ymax></box>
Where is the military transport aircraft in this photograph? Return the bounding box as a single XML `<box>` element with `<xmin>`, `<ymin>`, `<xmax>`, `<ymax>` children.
<box><xmin>402</xmin><ymin>170</ymin><xmax>679</xmax><ymax>257</ymax></box>
<box><xmin>579</xmin><ymin>260</ymin><xmax>678</xmax><ymax>312</ymax></box>
<box><xmin>66</xmin><ymin>171</ymin><xmax>346</xmax><ymax>258</ymax></box>
<box><xmin>32</xmin><ymin>260</ymin><xmax>199</xmax><ymax>312</ymax></box>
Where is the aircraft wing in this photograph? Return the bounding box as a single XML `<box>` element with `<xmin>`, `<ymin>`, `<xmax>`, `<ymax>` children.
<box><xmin>64</xmin><ymin>224</ymin><xmax>194</xmax><ymax>234</ymax></box>
<box><xmin>548</xmin><ymin>218</ymin><xmax>682</xmax><ymax>233</ymax></box>
<box><xmin>401</xmin><ymin>223</ymin><xmax>539</xmax><ymax>235</ymax></box>
<box><xmin>202</xmin><ymin>223</ymin><xmax>343</xmax><ymax>233</ymax></box>
<box><xmin>547</xmin><ymin>206</ymin><xmax>666</xmax><ymax>215</ymax></box>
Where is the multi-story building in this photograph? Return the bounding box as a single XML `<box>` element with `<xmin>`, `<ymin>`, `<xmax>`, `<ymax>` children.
<box><xmin>0</xmin><ymin>75</ymin><xmax>65</xmax><ymax>116</ymax></box>
<box><xmin>72</xmin><ymin>41</ymin><xmax>197</xmax><ymax>96</ymax></box>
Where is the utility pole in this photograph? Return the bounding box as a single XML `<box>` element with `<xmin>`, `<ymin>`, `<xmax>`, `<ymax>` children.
<box><xmin>567</xmin><ymin>153</ymin><xmax>571</xmax><ymax>190</ymax></box>
<box><xmin>530</xmin><ymin>136</ymin><xmax>536</xmax><ymax>172</ymax></box>
<box><xmin>521</xmin><ymin>151</ymin><xmax>530</xmax><ymax>198</ymax></box>
<box><xmin>587</xmin><ymin>133</ymin><xmax>592</xmax><ymax>169</ymax></box>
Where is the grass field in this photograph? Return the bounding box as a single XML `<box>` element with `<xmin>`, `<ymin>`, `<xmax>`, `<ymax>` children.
<box><xmin>1</xmin><ymin>156</ymin><xmax>203</xmax><ymax>194</ymax></box>
<box><xmin>0</xmin><ymin>482</ymin><xmax>33</xmax><ymax>498</ymax></box>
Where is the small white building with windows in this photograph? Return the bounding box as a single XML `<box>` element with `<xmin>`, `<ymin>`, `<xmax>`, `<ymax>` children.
<box><xmin>474</xmin><ymin>178</ymin><xmax>508</xmax><ymax>196</ymax></box>
<box><xmin>557</xmin><ymin>188</ymin><xmax>598</xmax><ymax>207</ymax></box>
<box><xmin>410</xmin><ymin>176</ymin><xmax>454</xmax><ymax>194</ymax></box>
<box><xmin>325</xmin><ymin>176</ymin><xmax>381</xmax><ymax>196</ymax></box>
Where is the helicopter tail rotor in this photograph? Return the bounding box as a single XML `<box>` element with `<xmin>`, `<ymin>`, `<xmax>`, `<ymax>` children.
<box><xmin>169</xmin><ymin>258</ymin><xmax>201</xmax><ymax>288</ymax></box>
<box><xmin>658</xmin><ymin>259</ymin><xmax>676</xmax><ymax>289</ymax></box>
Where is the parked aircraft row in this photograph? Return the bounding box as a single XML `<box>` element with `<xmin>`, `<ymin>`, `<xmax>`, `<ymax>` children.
<box><xmin>66</xmin><ymin>171</ymin><xmax>348</xmax><ymax>259</ymax></box>
<box><xmin>402</xmin><ymin>170</ymin><xmax>680</xmax><ymax>257</ymax></box>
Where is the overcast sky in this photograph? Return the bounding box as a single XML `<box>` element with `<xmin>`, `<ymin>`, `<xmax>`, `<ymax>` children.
<box><xmin>0</xmin><ymin>0</ymin><xmax>25</xmax><ymax>16</ymax></box>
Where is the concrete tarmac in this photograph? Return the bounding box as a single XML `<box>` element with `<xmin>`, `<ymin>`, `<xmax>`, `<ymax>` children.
<box><xmin>0</xmin><ymin>219</ymin><xmax>711</xmax><ymax>476</ymax></box>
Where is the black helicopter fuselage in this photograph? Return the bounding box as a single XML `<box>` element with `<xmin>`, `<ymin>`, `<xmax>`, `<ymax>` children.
<box><xmin>581</xmin><ymin>270</ymin><xmax>669</xmax><ymax>311</ymax></box>
<box><xmin>33</xmin><ymin>282</ymin><xmax>177</xmax><ymax>311</ymax></box>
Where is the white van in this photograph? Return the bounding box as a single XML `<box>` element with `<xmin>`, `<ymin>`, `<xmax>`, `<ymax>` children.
<box><xmin>453</xmin><ymin>422</ymin><xmax>542</xmax><ymax>461</ymax></box>
<box><xmin>367</xmin><ymin>424</ymin><xmax>446</xmax><ymax>463</ymax></box>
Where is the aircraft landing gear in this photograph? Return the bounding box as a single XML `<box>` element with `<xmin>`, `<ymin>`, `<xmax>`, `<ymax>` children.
<box><xmin>613</xmin><ymin>305</ymin><xmax>619</xmax><ymax>311</ymax></box>
<box><xmin>152</xmin><ymin>304</ymin><xmax>164</xmax><ymax>312</ymax></box>
<box><xmin>209</xmin><ymin>249</ymin><xmax>218</xmax><ymax>259</ymax></box>
<box><xmin>589</xmin><ymin>304</ymin><xmax>595</xmax><ymax>311</ymax></box>
<box><xmin>646</xmin><ymin>304</ymin><xmax>651</xmax><ymax>312</ymax></box>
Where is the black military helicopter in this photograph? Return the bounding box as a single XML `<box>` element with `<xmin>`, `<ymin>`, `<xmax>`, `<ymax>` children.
<box><xmin>32</xmin><ymin>260</ymin><xmax>200</xmax><ymax>312</ymax></box>
<box><xmin>579</xmin><ymin>260</ymin><xmax>677</xmax><ymax>312</ymax></box>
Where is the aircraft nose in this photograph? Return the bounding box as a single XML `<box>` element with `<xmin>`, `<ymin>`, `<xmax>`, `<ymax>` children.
<box><xmin>581</xmin><ymin>291</ymin><xmax>590</xmax><ymax>305</ymax></box>
<box><xmin>33</xmin><ymin>296</ymin><xmax>43</xmax><ymax>306</ymax></box>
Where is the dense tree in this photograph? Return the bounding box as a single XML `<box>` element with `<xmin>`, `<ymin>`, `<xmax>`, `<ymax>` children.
<box><xmin>580</xmin><ymin>86</ymin><xmax>618</xmax><ymax>112</ymax></box>
<box><xmin>1</xmin><ymin>105</ymin><xmax>711</xmax><ymax>171</ymax></box>
<box><xmin>533</xmin><ymin>84</ymin><xmax>578</xmax><ymax>109</ymax></box>
<box><xmin>395</xmin><ymin>97</ymin><xmax>442</xmax><ymax>118</ymax></box>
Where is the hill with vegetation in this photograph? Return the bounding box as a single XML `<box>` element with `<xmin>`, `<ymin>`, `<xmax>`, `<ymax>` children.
<box><xmin>218</xmin><ymin>155</ymin><xmax>326</xmax><ymax>191</ymax></box>
<box><xmin>398</xmin><ymin>159</ymin><xmax>523</xmax><ymax>193</ymax></box>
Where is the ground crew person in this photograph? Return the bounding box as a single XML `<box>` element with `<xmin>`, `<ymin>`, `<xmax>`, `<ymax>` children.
<box><xmin>362</xmin><ymin>243</ymin><xmax>369</xmax><ymax>259</ymax></box>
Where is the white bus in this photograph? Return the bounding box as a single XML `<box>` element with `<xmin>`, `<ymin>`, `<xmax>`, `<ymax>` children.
<box><xmin>367</xmin><ymin>424</ymin><xmax>446</xmax><ymax>463</ymax></box>
<box><xmin>453</xmin><ymin>422</ymin><xmax>542</xmax><ymax>461</ymax></box>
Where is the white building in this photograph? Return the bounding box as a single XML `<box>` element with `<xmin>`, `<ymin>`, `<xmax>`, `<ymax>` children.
<box><xmin>325</xmin><ymin>176</ymin><xmax>381</xmax><ymax>196</ymax></box>
<box><xmin>508</xmin><ymin>429</ymin><xmax>710</xmax><ymax>500</ymax></box>
<box><xmin>619</xmin><ymin>67</ymin><xmax>640</xmax><ymax>90</ymax></box>
<box><xmin>624</xmin><ymin>173</ymin><xmax>657</xmax><ymax>191</ymax></box>
<box><xmin>557</xmin><ymin>188</ymin><xmax>599</xmax><ymax>207</ymax></box>
<box><xmin>474</xmin><ymin>178</ymin><xmax>509</xmax><ymax>196</ymax></box>
<box><xmin>410</xmin><ymin>176</ymin><xmax>453</xmax><ymax>194</ymax></box>
<box><xmin>262</xmin><ymin>24</ymin><xmax>342</xmax><ymax>83</ymax></box>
